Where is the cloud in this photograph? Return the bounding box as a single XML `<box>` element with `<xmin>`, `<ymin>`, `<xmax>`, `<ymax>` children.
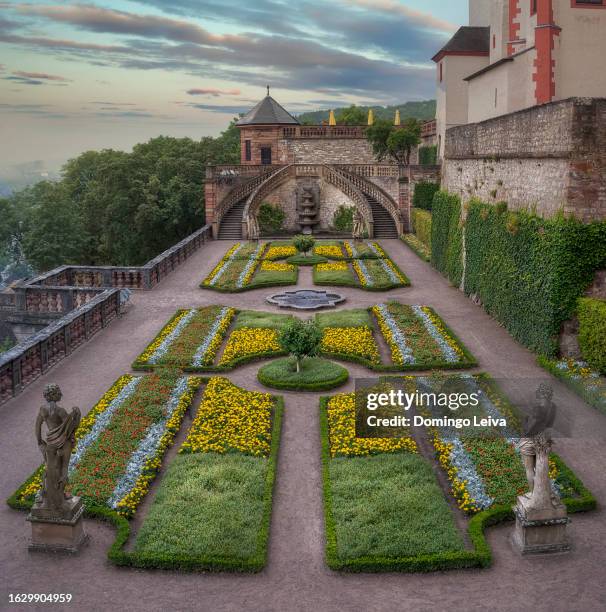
<box><xmin>13</xmin><ymin>70</ymin><xmax>71</xmax><ymax>82</ymax></box>
<box><xmin>0</xmin><ymin>32</ymin><xmax>130</xmax><ymax>54</ymax></box>
<box><xmin>187</xmin><ymin>102</ymin><xmax>248</xmax><ymax>114</ymax></box>
<box><xmin>15</xmin><ymin>4</ymin><xmax>244</xmax><ymax>46</ymax></box>
<box><xmin>3</xmin><ymin>75</ymin><xmax>43</xmax><ymax>85</ymax></box>
<box><xmin>186</xmin><ymin>87</ymin><xmax>241</xmax><ymax>96</ymax></box>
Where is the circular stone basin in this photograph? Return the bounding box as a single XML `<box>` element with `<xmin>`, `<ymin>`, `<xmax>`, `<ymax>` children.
<box><xmin>266</xmin><ymin>289</ymin><xmax>345</xmax><ymax>310</ymax></box>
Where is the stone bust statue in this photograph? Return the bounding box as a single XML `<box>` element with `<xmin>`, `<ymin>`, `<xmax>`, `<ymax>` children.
<box><xmin>34</xmin><ymin>384</ymin><xmax>81</xmax><ymax>514</ymax></box>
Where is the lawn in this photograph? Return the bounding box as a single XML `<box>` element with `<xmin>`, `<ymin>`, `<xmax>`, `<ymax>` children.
<box><xmin>134</xmin><ymin>453</ymin><xmax>268</xmax><ymax>561</ymax></box>
<box><xmin>316</xmin><ymin>308</ymin><xmax>372</xmax><ymax>329</ymax></box>
<box><xmin>328</xmin><ymin>453</ymin><xmax>465</xmax><ymax>559</ymax></box>
<box><xmin>234</xmin><ymin>310</ymin><xmax>296</xmax><ymax>330</ymax></box>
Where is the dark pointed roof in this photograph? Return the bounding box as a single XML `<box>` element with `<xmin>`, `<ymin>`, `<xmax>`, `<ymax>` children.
<box><xmin>432</xmin><ymin>26</ymin><xmax>490</xmax><ymax>62</ymax></box>
<box><xmin>236</xmin><ymin>95</ymin><xmax>300</xmax><ymax>126</ymax></box>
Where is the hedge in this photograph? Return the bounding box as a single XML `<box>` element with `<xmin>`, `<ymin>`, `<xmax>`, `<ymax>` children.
<box><xmin>411</xmin><ymin>209</ymin><xmax>432</xmax><ymax>248</ymax></box>
<box><xmin>430</xmin><ymin>191</ymin><xmax>463</xmax><ymax>287</ymax></box>
<box><xmin>577</xmin><ymin>297</ymin><xmax>606</xmax><ymax>374</ymax></box>
<box><xmin>412</xmin><ymin>181</ymin><xmax>439</xmax><ymax>211</ymax></box>
<box><xmin>464</xmin><ymin>201</ymin><xmax>606</xmax><ymax>356</ymax></box>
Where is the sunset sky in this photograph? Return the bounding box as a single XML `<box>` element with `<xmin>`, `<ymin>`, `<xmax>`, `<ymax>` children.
<box><xmin>0</xmin><ymin>1</ymin><xmax>467</xmax><ymax>170</ymax></box>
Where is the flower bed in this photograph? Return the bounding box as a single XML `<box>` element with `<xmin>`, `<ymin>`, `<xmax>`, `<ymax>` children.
<box><xmin>134</xmin><ymin>307</ymin><xmax>235</xmax><ymax>370</ymax></box>
<box><xmin>218</xmin><ymin>327</ymin><xmax>283</xmax><ymax>366</ymax></box>
<box><xmin>371</xmin><ymin>302</ymin><xmax>475</xmax><ymax>369</ymax></box>
<box><xmin>401</xmin><ymin>234</ymin><xmax>431</xmax><ymax>262</ymax></box>
<box><xmin>539</xmin><ymin>357</ymin><xmax>606</xmax><ymax>415</ymax></box>
<box><xmin>314</xmin><ymin>244</ymin><xmax>345</xmax><ymax>259</ymax></box>
<box><xmin>320</xmin><ymin>326</ymin><xmax>380</xmax><ymax>364</ymax></box>
<box><xmin>260</xmin><ymin>261</ymin><xmax>295</xmax><ymax>272</ymax></box>
<box><xmin>326</xmin><ymin>393</ymin><xmax>417</xmax><ymax>457</ymax></box>
<box><xmin>13</xmin><ymin>372</ymin><xmax>201</xmax><ymax>517</ymax></box>
<box><xmin>133</xmin><ymin>377</ymin><xmax>283</xmax><ymax>571</ymax></box>
<box><xmin>264</xmin><ymin>244</ymin><xmax>297</xmax><ymax>260</ymax></box>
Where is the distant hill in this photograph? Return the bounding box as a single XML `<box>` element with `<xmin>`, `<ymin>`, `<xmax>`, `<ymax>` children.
<box><xmin>296</xmin><ymin>100</ymin><xmax>436</xmax><ymax>124</ymax></box>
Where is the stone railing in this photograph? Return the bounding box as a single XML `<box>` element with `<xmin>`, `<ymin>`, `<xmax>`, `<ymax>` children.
<box><xmin>331</xmin><ymin>166</ymin><xmax>401</xmax><ymax>231</ymax></box>
<box><xmin>281</xmin><ymin>126</ymin><xmax>367</xmax><ymax>139</ymax></box>
<box><xmin>206</xmin><ymin>165</ymin><xmax>281</xmax><ymax>180</ymax></box>
<box><xmin>333</xmin><ymin>164</ymin><xmax>399</xmax><ymax>178</ymax></box>
<box><xmin>0</xmin><ymin>289</ymin><xmax>120</xmax><ymax>405</ymax></box>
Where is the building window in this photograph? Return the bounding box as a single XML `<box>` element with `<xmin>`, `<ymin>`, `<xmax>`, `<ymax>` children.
<box><xmin>531</xmin><ymin>0</ymin><xmax>537</xmax><ymax>15</ymax></box>
<box><xmin>572</xmin><ymin>0</ymin><xmax>604</xmax><ymax>6</ymax></box>
<box><xmin>492</xmin><ymin>34</ymin><xmax>496</xmax><ymax>48</ymax></box>
<box><xmin>260</xmin><ymin>147</ymin><xmax>272</xmax><ymax>165</ymax></box>
<box><xmin>439</xmin><ymin>62</ymin><xmax>443</xmax><ymax>82</ymax></box>
<box><xmin>244</xmin><ymin>139</ymin><xmax>251</xmax><ymax>161</ymax></box>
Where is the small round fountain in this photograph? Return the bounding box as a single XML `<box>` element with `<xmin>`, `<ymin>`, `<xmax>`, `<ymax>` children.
<box><xmin>266</xmin><ymin>289</ymin><xmax>345</xmax><ymax>310</ymax></box>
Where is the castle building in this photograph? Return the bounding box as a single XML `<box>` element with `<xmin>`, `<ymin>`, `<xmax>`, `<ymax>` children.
<box><xmin>204</xmin><ymin>92</ymin><xmax>439</xmax><ymax>240</ymax></box>
<box><xmin>434</xmin><ymin>0</ymin><xmax>606</xmax><ymax>159</ymax></box>
<box><xmin>434</xmin><ymin>0</ymin><xmax>606</xmax><ymax>221</ymax></box>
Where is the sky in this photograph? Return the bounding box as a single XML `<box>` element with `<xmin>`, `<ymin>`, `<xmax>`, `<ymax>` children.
<box><xmin>0</xmin><ymin>0</ymin><xmax>467</xmax><ymax>171</ymax></box>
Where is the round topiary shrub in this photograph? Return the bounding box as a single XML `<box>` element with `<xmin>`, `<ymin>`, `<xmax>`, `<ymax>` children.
<box><xmin>257</xmin><ymin>357</ymin><xmax>349</xmax><ymax>391</ymax></box>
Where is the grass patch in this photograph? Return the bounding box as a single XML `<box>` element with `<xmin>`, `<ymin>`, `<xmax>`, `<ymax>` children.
<box><xmin>329</xmin><ymin>453</ymin><xmax>465</xmax><ymax>559</ymax></box>
<box><xmin>313</xmin><ymin>264</ymin><xmax>357</xmax><ymax>286</ymax></box>
<box><xmin>316</xmin><ymin>309</ymin><xmax>371</xmax><ymax>329</ymax></box>
<box><xmin>134</xmin><ymin>453</ymin><xmax>267</xmax><ymax>560</ymax></box>
<box><xmin>287</xmin><ymin>254</ymin><xmax>328</xmax><ymax>266</ymax></box>
<box><xmin>234</xmin><ymin>310</ymin><xmax>295</xmax><ymax>330</ymax></box>
<box><xmin>258</xmin><ymin>357</ymin><xmax>348</xmax><ymax>391</ymax></box>
<box><xmin>249</xmin><ymin>266</ymin><xmax>298</xmax><ymax>287</ymax></box>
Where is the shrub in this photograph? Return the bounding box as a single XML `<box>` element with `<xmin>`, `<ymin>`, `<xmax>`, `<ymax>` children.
<box><xmin>278</xmin><ymin>319</ymin><xmax>322</xmax><ymax>372</ymax></box>
<box><xmin>411</xmin><ymin>209</ymin><xmax>431</xmax><ymax>248</ymax></box>
<box><xmin>412</xmin><ymin>181</ymin><xmax>439</xmax><ymax>211</ymax></box>
<box><xmin>431</xmin><ymin>191</ymin><xmax>463</xmax><ymax>287</ymax></box>
<box><xmin>332</xmin><ymin>206</ymin><xmax>354</xmax><ymax>232</ymax></box>
<box><xmin>293</xmin><ymin>234</ymin><xmax>316</xmax><ymax>256</ymax></box>
<box><xmin>577</xmin><ymin>297</ymin><xmax>606</xmax><ymax>373</ymax></box>
<box><xmin>418</xmin><ymin>145</ymin><xmax>437</xmax><ymax>166</ymax></box>
<box><xmin>464</xmin><ymin>202</ymin><xmax>606</xmax><ymax>355</ymax></box>
<box><xmin>257</xmin><ymin>202</ymin><xmax>285</xmax><ymax>234</ymax></box>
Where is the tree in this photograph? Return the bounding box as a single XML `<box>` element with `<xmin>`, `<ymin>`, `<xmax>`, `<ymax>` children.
<box><xmin>366</xmin><ymin>118</ymin><xmax>422</xmax><ymax>165</ymax></box>
<box><xmin>278</xmin><ymin>319</ymin><xmax>322</xmax><ymax>373</ymax></box>
<box><xmin>335</xmin><ymin>105</ymin><xmax>367</xmax><ymax>125</ymax></box>
<box><xmin>293</xmin><ymin>234</ymin><xmax>316</xmax><ymax>256</ymax></box>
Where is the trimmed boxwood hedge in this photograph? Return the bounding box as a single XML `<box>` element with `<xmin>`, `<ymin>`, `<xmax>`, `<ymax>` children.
<box><xmin>412</xmin><ymin>180</ymin><xmax>439</xmax><ymax>211</ymax></box>
<box><xmin>8</xmin><ymin>393</ymin><xmax>284</xmax><ymax>573</ymax></box>
<box><xmin>577</xmin><ymin>297</ymin><xmax>606</xmax><ymax>374</ymax></box>
<box><xmin>430</xmin><ymin>191</ymin><xmax>463</xmax><ymax>287</ymax></box>
<box><xmin>258</xmin><ymin>357</ymin><xmax>349</xmax><ymax>391</ymax></box>
<box><xmin>411</xmin><ymin>208</ymin><xmax>432</xmax><ymax>248</ymax></box>
<box><xmin>464</xmin><ymin>201</ymin><xmax>606</xmax><ymax>356</ymax></box>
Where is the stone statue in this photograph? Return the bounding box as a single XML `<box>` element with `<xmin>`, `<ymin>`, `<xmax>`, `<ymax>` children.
<box><xmin>352</xmin><ymin>208</ymin><xmax>365</xmax><ymax>240</ymax></box>
<box><xmin>517</xmin><ymin>383</ymin><xmax>558</xmax><ymax>510</ymax></box>
<box><xmin>512</xmin><ymin>383</ymin><xmax>569</xmax><ymax>554</ymax></box>
<box><xmin>34</xmin><ymin>384</ymin><xmax>81</xmax><ymax>514</ymax></box>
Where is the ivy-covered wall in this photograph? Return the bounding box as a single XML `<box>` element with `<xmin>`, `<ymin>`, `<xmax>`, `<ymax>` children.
<box><xmin>411</xmin><ymin>209</ymin><xmax>432</xmax><ymax>249</ymax></box>
<box><xmin>430</xmin><ymin>191</ymin><xmax>463</xmax><ymax>288</ymax></box>
<box><xmin>463</xmin><ymin>202</ymin><xmax>606</xmax><ymax>356</ymax></box>
<box><xmin>578</xmin><ymin>298</ymin><xmax>606</xmax><ymax>374</ymax></box>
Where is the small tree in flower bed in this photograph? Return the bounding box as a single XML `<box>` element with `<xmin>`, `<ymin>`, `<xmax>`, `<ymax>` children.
<box><xmin>293</xmin><ymin>234</ymin><xmax>316</xmax><ymax>257</ymax></box>
<box><xmin>279</xmin><ymin>319</ymin><xmax>322</xmax><ymax>372</ymax></box>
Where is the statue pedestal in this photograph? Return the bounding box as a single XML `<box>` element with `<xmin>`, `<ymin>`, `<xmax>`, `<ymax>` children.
<box><xmin>512</xmin><ymin>494</ymin><xmax>570</xmax><ymax>555</ymax></box>
<box><xmin>27</xmin><ymin>497</ymin><xmax>88</xmax><ymax>553</ymax></box>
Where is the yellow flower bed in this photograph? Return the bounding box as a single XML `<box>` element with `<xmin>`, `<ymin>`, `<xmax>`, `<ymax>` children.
<box><xmin>370</xmin><ymin>241</ymin><xmax>386</xmax><ymax>257</ymax></box>
<box><xmin>326</xmin><ymin>393</ymin><xmax>417</xmax><ymax>457</ymax></box>
<box><xmin>203</xmin><ymin>243</ymin><xmax>241</xmax><ymax>285</ymax></box>
<box><xmin>201</xmin><ymin>308</ymin><xmax>236</xmax><ymax>366</ymax></box>
<box><xmin>260</xmin><ymin>261</ymin><xmax>295</xmax><ymax>272</ymax></box>
<box><xmin>315</xmin><ymin>245</ymin><xmax>344</xmax><ymax>259</ymax></box>
<box><xmin>265</xmin><ymin>245</ymin><xmax>297</xmax><ymax>260</ymax></box>
<box><xmin>382</xmin><ymin>257</ymin><xmax>407</xmax><ymax>284</ymax></box>
<box><xmin>321</xmin><ymin>327</ymin><xmax>380</xmax><ymax>364</ymax></box>
<box><xmin>180</xmin><ymin>377</ymin><xmax>273</xmax><ymax>457</ymax></box>
<box><xmin>316</xmin><ymin>261</ymin><xmax>348</xmax><ymax>272</ymax></box>
<box><xmin>218</xmin><ymin>327</ymin><xmax>281</xmax><ymax>365</ymax></box>
<box><xmin>17</xmin><ymin>375</ymin><xmax>135</xmax><ymax>503</ymax></box>
<box><xmin>343</xmin><ymin>242</ymin><xmax>354</xmax><ymax>257</ymax></box>
<box><xmin>115</xmin><ymin>377</ymin><xmax>203</xmax><ymax>517</ymax></box>
<box><xmin>137</xmin><ymin>312</ymin><xmax>190</xmax><ymax>364</ymax></box>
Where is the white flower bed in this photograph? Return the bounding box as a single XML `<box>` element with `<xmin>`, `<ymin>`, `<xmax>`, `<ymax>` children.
<box><xmin>107</xmin><ymin>376</ymin><xmax>190</xmax><ymax>509</ymax></box>
<box><xmin>411</xmin><ymin>305</ymin><xmax>459</xmax><ymax>363</ymax></box>
<box><xmin>368</xmin><ymin>243</ymin><xmax>400</xmax><ymax>284</ymax></box>
<box><xmin>376</xmin><ymin>303</ymin><xmax>415</xmax><ymax>364</ymax></box>
<box><xmin>236</xmin><ymin>243</ymin><xmax>264</xmax><ymax>288</ymax></box>
<box><xmin>191</xmin><ymin>307</ymin><xmax>231</xmax><ymax>367</ymax></box>
<box><xmin>209</xmin><ymin>243</ymin><xmax>243</xmax><ymax>286</ymax></box>
<box><xmin>147</xmin><ymin>309</ymin><xmax>197</xmax><ymax>364</ymax></box>
<box><xmin>68</xmin><ymin>377</ymin><xmax>142</xmax><ymax>475</ymax></box>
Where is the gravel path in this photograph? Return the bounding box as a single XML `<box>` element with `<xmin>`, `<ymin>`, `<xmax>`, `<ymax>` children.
<box><xmin>2</xmin><ymin>239</ymin><xmax>605</xmax><ymax>612</ymax></box>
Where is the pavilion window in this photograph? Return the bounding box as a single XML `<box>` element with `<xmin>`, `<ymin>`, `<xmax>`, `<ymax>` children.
<box><xmin>245</xmin><ymin>139</ymin><xmax>251</xmax><ymax>161</ymax></box>
<box><xmin>573</xmin><ymin>0</ymin><xmax>604</xmax><ymax>5</ymax></box>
